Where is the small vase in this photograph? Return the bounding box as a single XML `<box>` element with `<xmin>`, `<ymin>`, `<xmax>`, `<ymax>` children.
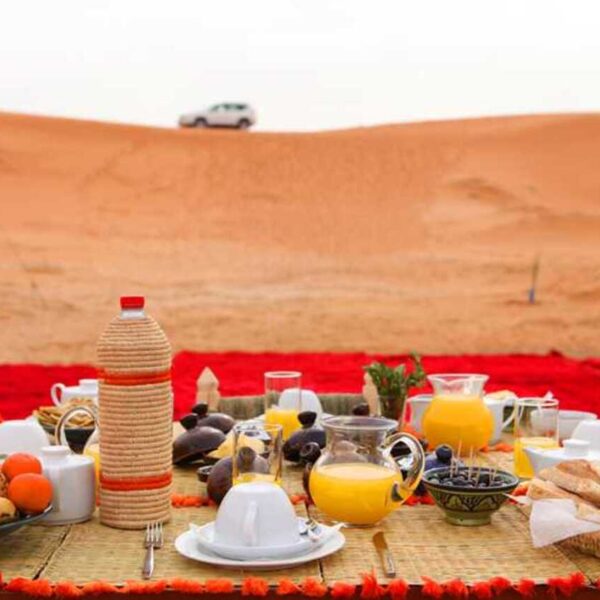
<box><xmin>379</xmin><ymin>395</ymin><xmax>407</xmax><ymax>425</ymax></box>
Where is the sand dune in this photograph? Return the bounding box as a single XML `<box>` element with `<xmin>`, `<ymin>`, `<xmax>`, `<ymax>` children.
<box><xmin>0</xmin><ymin>112</ymin><xmax>599</xmax><ymax>363</ymax></box>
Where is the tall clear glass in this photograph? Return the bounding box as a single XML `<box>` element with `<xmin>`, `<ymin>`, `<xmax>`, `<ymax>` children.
<box><xmin>232</xmin><ymin>422</ymin><xmax>283</xmax><ymax>485</ymax></box>
<box><xmin>264</xmin><ymin>371</ymin><xmax>302</xmax><ymax>440</ymax></box>
<box><xmin>422</xmin><ymin>374</ymin><xmax>493</xmax><ymax>455</ymax></box>
<box><xmin>513</xmin><ymin>397</ymin><xmax>559</xmax><ymax>479</ymax></box>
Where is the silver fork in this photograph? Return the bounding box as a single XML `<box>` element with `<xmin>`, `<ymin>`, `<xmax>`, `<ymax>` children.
<box><xmin>142</xmin><ymin>522</ymin><xmax>163</xmax><ymax>579</ymax></box>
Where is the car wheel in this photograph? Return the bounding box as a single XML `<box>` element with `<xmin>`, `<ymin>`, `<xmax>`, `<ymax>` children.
<box><xmin>237</xmin><ymin>119</ymin><xmax>250</xmax><ymax>130</ymax></box>
<box><xmin>194</xmin><ymin>118</ymin><xmax>207</xmax><ymax>128</ymax></box>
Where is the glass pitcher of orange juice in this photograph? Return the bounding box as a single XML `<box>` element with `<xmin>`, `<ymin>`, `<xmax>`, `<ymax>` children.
<box><xmin>422</xmin><ymin>374</ymin><xmax>493</xmax><ymax>455</ymax></box>
<box><xmin>309</xmin><ymin>416</ymin><xmax>425</xmax><ymax>526</ymax></box>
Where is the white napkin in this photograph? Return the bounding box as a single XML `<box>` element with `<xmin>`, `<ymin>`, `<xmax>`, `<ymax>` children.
<box><xmin>530</xmin><ymin>499</ymin><xmax>600</xmax><ymax>547</ymax></box>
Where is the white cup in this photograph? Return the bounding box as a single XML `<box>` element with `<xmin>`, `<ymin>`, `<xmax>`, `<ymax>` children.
<box><xmin>215</xmin><ymin>483</ymin><xmax>299</xmax><ymax>548</ymax></box>
<box><xmin>51</xmin><ymin>379</ymin><xmax>98</xmax><ymax>407</ymax></box>
<box><xmin>0</xmin><ymin>419</ymin><xmax>50</xmax><ymax>455</ymax></box>
<box><xmin>41</xmin><ymin>446</ymin><xmax>96</xmax><ymax>525</ymax></box>
<box><xmin>278</xmin><ymin>388</ymin><xmax>323</xmax><ymax>417</ymax></box>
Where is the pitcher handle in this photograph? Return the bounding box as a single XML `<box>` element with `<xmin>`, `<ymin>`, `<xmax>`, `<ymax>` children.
<box><xmin>383</xmin><ymin>432</ymin><xmax>425</xmax><ymax>500</ymax></box>
<box><xmin>502</xmin><ymin>401</ymin><xmax>517</xmax><ymax>431</ymax></box>
<box><xmin>55</xmin><ymin>406</ymin><xmax>99</xmax><ymax>453</ymax></box>
<box><xmin>50</xmin><ymin>383</ymin><xmax>66</xmax><ymax>406</ymax></box>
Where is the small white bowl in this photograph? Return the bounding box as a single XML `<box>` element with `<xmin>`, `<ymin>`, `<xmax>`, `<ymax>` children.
<box><xmin>559</xmin><ymin>410</ymin><xmax>597</xmax><ymax>442</ymax></box>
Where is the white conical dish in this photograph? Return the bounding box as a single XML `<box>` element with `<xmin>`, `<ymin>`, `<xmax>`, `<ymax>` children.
<box><xmin>190</xmin><ymin>517</ymin><xmax>333</xmax><ymax>561</ymax></box>
<box><xmin>175</xmin><ymin>525</ymin><xmax>345</xmax><ymax>570</ymax></box>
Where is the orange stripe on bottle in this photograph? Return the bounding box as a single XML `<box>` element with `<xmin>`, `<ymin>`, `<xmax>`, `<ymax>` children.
<box><xmin>100</xmin><ymin>472</ymin><xmax>172</xmax><ymax>492</ymax></box>
<box><xmin>98</xmin><ymin>369</ymin><xmax>171</xmax><ymax>386</ymax></box>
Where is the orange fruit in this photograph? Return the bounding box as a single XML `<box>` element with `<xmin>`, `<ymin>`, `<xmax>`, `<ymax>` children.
<box><xmin>2</xmin><ymin>453</ymin><xmax>42</xmax><ymax>481</ymax></box>
<box><xmin>7</xmin><ymin>473</ymin><xmax>53</xmax><ymax>515</ymax></box>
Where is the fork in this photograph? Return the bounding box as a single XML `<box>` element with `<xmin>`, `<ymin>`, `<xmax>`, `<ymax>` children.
<box><xmin>142</xmin><ymin>522</ymin><xmax>164</xmax><ymax>579</ymax></box>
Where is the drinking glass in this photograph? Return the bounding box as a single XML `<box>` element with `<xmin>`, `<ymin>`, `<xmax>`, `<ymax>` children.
<box><xmin>513</xmin><ymin>397</ymin><xmax>559</xmax><ymax>478</ymax></box>
<box><xmin>264</xmin><ymin>371</ymin><xmax>302</xmax><ymax>440</ymax></box>
<box><xmin>232</xmin><ymin>422</ymin><xmax>283</xmax><ymax>485</ymax></box>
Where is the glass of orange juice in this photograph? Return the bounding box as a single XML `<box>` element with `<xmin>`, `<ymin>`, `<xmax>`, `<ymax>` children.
<box><xmin>232</xmin><ymin>422</ymin><xmax>283</xmax><ymax>485</ymax></box>
<box><xmin>264</xmin><ymin>371</ymin><xmax>302</xmax><ymax>440</ymax></box>
<box><xmin>513</xmin><ymin>397</ymin><xmax>559</xmax><ymax>478</ymax></box>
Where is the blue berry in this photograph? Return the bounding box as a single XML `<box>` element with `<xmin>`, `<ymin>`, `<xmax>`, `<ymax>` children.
<box><xmin>435</xmin><ymin>444</ymin><xmax>453</xmax><ymax>463</ymax></box>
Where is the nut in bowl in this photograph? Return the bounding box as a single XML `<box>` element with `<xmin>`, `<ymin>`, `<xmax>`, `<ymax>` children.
<box><xmin>423</xmin><ymin>466</ymin><xmax>518</xmax><ymax>526</ymax></box>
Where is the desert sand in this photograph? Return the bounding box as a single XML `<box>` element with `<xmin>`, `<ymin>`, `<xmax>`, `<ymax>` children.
<box><xmin>0</xmin><ymin>112</ymin><xmax>599</xmax><ymax>363</ymax></box>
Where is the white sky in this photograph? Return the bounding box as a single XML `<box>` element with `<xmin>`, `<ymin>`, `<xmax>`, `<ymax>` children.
<box><xmin>1</xmin><ymin>0</ymin><xmax>599</xmax><ymax>131</ymax></box>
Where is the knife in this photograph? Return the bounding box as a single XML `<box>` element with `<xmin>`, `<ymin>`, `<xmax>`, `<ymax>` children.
<box><xmin>372</xmin><ymin>531</ymin><xmax>396</xmax><ymax>578</ymax></box>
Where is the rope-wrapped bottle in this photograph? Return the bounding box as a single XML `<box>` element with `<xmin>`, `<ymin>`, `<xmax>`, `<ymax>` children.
<box><xmin>97</xmin><ymin>296</ymin><xmax>173</xmax><ymax>529</ymax></box>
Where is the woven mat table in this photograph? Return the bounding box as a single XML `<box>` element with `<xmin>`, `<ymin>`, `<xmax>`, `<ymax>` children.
<box><xmin>1</xmin><ymin>435</ymin><xmax>599</xmax><ymax>600</ymax></box>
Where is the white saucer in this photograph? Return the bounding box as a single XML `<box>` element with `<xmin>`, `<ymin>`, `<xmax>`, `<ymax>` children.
<box><xmin>192</xmin><ymin>518</ymin><xmax>315</xmax><ymax>560</ymax></box>
<box><xmin>175</xmin><ymin>526</ymin><xmax>345</xmax><ymax>570</ymax></box>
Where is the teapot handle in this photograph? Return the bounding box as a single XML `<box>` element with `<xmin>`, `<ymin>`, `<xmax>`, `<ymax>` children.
<box><xmin>55</xmin><ymin>406</ymin><xmax>99</xmax><ymax>453</ymax></box>
<box><xmin>382</xmin><ymin>432</ymin><xmax>425</xmax><ymax>500</ymax></box>
<box><xmin>50</xmin><ymin>383</ymin><xmax>66</xmax><ymax>406</ymax></box>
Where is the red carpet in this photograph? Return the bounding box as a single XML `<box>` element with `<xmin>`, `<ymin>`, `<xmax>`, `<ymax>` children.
<box><xmin>1</xmin><ymin>351</ymin><xmax>599</xmax><ymax>421</ymax></box>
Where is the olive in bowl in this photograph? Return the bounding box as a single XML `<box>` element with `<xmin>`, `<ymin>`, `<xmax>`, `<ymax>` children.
<box><xmin>423</xmin><ymin>466</ymin><xmax>519</xmax><ymax>526</ymax></box>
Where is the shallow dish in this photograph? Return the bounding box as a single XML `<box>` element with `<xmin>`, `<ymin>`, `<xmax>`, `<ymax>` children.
<box><xmin>191</xmin><ymin>518</ymin><xmax>317</xmax><ymax>560</ymax></box>
<box><xmin>175</xmin><ymin>526</ymin><xmax>345</xmax><ymax>570</ymax></box>
<box><xmin>423</xmin><ymin>467</ymin><xmax>518</xmax><ymax>526</ymax></box>
<box><xmin>0</xmin><ymin>505</ymin><xmax>53</xmax><ymax>538</ymax></box>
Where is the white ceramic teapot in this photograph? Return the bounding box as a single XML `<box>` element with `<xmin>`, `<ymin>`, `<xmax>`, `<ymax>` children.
<box><xmin>50</xmin><ymin>379</ymin><xmax>98</xmax><ymax>407</ymax></box>
<box><xmin>41</xmin><ymin>445</ymin><xmax>96</xmax><ymax>525</ymax></box>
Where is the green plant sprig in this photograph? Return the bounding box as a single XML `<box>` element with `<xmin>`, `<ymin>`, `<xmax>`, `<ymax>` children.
<box><xmin>363</xmin><ymin>353</ymin><xmax>426</xmax><ymax>400</ymax></box>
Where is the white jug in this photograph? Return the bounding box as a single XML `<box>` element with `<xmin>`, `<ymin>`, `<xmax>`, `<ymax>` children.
<box><xmin>50</xmin><ymin>379</ymin><xmax>98</xmax><ymax>406</ymax></box>
<box><xmin>41</xmin><ymin>445</ymin><xmax>96</xmax><ymax>525</ymax></box>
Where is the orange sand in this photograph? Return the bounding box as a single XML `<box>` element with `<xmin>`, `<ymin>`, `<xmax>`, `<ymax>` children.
<box><xmin>0</xmin><ymin>112</ymin><xmax>599</xmax><ymax>363</ymax></box>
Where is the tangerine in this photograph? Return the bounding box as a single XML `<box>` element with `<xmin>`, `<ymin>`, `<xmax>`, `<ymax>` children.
<box><xmin>7</xmin><ymin>473</ymin><xmax>53</xmax><ymax>515</ymax></box>
<box><xmin>2</xmin><ymin>453</ymin><xmax>42</xmax><ymax>481</ymax></box>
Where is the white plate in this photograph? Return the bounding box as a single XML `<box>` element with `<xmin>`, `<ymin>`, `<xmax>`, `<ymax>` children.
<box><xmin>175</xmin><ymin>526</ymin><xmax>345</xmax><ymax>570</ymax></box>
<box><xmin>192</xmin><ymin>518</ymin><xmax>314</xmax><ymax>560</ymax></box>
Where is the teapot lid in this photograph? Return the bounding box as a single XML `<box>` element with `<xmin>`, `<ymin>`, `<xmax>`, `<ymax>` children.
<box><xmin>42</xmin><ymin>445</ymin><xmax>70</xmax><ymax>460</ymax></box>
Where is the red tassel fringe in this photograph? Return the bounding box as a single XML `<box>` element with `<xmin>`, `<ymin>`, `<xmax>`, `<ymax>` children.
<box><xmin>360</xmin><ymin>571</ymin><xmax>386</xmax><ymax>599</ymax></box>
<box><xmin>422</xmin><ymin>577</ymin><xmax>444</xmax><ymax>599</ymax></box>
<box><xmin>387</xmin><ymin>579</ymin><xmax>409</xmax><ymax>600</ymax></box>
<box><xmin>0</xmin><ymin>572</ymin><xmax>594</xmax><ymax>597</ymax></box>
<box><xmin>444</xmin><ymin>579</ymin><xmax>468</xmax><ymax>599</ymax></box>
<box><xmin>241</xmin><ymin>578</ymin><xmax>269</xmax><ymax>597</ymax></box>
<box><xmin>331</xmin><ymin>582</ymin><xmax>357</xmax><ymax>598</ymax></box>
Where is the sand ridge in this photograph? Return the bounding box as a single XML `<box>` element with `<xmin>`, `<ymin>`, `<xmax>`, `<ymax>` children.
<box><xmin>0</xmin><ymin>112</ymin><xmax>599</xmax><ymax>363</ymax></box>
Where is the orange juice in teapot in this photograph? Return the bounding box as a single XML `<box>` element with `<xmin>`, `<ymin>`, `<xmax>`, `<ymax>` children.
<box><xmin>422</xmin><ymin>374</ymin><xmax>493</xmax><ymax>455</ymax></box>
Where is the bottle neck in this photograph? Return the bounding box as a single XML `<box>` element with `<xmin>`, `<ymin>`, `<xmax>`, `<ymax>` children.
<box><xmin>120</xmin><ymin>308</ymin><xmax>145</xmax><ymax>320</ymax></box>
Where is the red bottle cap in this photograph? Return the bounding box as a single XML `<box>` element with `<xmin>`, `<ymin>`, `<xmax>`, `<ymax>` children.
<box><xmin>120</xmin><ymin>296</ymin><xmax>145</xmax><ymax>310</ymax></box>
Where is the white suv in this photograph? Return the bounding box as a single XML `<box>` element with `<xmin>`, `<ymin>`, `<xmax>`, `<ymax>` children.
<box><xmin>179</xmin><ymin>103</ymin><xmax>257</xmax><ymax>129</ymax></box>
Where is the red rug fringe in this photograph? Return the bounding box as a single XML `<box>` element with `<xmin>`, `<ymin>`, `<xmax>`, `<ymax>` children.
<box><xmin>0</xmin><ymin>572</ymin><xmax>592</xmax><ymax>597</ymax></box>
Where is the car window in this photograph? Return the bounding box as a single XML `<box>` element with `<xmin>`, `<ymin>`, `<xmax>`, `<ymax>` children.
<box><xmin>210</xmin><ymin>104</ymin><xmax>221</xmax><ymax>111</ymax></box>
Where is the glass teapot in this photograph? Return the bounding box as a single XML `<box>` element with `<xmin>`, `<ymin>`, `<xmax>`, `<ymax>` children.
<box><xmin>309</xmin><ymin>416</ymin><xmax>425</xmax><ymax>526</ymax></box>
<box><xmin>422</xmin><ymin>374</ymin><xmax>493</xmax><ymax>455</ymax></box>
